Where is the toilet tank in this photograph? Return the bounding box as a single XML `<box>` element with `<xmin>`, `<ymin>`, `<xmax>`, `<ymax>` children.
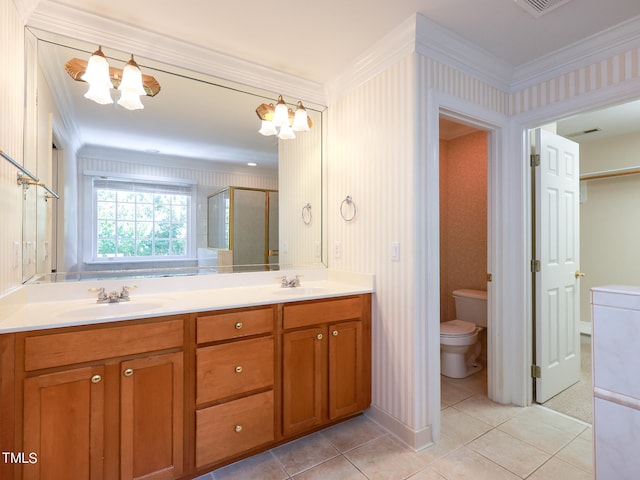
<box><xmin>452</xmin><ymin>289</ymin><xmax>488</xmax><ymax>327</ymax></box>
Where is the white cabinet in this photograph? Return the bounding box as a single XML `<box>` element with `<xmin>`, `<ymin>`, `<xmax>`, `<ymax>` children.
<box><xmin>591</xmin><ymin>285</ymin><xmax>640</xmax><ymax>480</ymax></box>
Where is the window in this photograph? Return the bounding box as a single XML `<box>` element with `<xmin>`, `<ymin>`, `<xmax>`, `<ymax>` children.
<box><xmin>92</xmin><ymin>178</ymin><xmax>194</xmax><ymax>261</ymax></box>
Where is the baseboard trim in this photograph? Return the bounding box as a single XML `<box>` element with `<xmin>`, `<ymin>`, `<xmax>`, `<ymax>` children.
<box><xmin>364</xmin><ymin>406</ymin><xmax>434</xmax><ymax>452</ymax></box>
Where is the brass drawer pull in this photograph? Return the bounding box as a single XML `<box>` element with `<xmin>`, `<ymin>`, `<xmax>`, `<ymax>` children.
<box><xmin>316</xmin><ymin>333</ymin><xmax>323</xmax><ymax>340</ymax></box>
<box><xmin>123</xmin><ymin>368</ymin><xmax>134</xmax><ymax>377</ymax></box>
<box><xmin>235</xmin><ymin>365</ymin><xmax>243</xmax><ymax>373</ymax></box>
<box><xmin>235</xmin><ymin>322</ymin><xmax>243</xmax><ymax>330</ymax></box>
<box><xmin>91</xmin><ymin>374</ymin><xmax>102</xmax><ymax>384</ymax></box>
<box><xmin>234</xmin><ymin>424</ymin><xmax>243</xmax><ymax>433</ymax></box>
<box><xmin>332</xmin><ymin>330</ymin><xmax>338</xmax><ymax>336</ymax></box>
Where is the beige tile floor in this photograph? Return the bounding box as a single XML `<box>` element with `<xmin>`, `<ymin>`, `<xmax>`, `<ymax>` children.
<box><xmin>197</xmin><ymin>371</ymin><xmax>593</xmax><ymax>479</ymax></box>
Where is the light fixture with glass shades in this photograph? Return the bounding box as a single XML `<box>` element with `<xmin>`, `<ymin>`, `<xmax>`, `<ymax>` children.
<box><xmin>65</xmin><ymin>46</ymin><xmax>161</xmax><ymax>110</ymax></box>
<box><xmin>255</xmin><ymin>95</ymin><xmax>312</xmax><ymax>139</ymax></box>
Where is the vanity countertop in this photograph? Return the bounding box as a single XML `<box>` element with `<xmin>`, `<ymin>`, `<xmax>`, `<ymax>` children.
<box><xmin>0</xmin><ymin>269</ymin><xmax>374</xmax><ymax>334</ymax></box>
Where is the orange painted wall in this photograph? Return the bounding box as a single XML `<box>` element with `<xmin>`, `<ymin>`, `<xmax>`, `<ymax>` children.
<box><xmin>439</xmin><ymin>131</ymin><xmax>488</xmax><ymax>323</ymax></box>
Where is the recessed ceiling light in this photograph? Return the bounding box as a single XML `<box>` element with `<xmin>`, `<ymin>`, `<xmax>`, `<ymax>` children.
<box><xmin>247</xmin><ymin>162</ymin><xmax>258</xmax><ymax>167</ymax></box>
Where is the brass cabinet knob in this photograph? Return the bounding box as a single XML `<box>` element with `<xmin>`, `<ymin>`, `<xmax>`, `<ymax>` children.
<box><xmin>123</xmin><ymin>368</ymin><xmax>134</xmax><ymax>377</ymax></box>
<box><xmin>235</xmin><ymin>365</ymin><xmax>243</xmax><ymax>373</ymax></box>
<box><xmin>235</xmin><ymin>322</ymin><xmax>243</xmax><ymax>330</ymax></box>
<box><xmin>234</xmin><ymin>424</ymin><xmax>243</xmax><ymax>433</ymax></box>
<box><xmin>332</xmin><ymin>330</ymin><xmax>338</xmax><ymax>336</ymax></box>
<box><xmin>91</xmin><ymin>374</ymin><xmax>102</xmax><ymax>384</ymax></box>
<box><xmin>316</xmin><ymin>333</ymin><xmax>323</xmax><ymax>340</ymax></box>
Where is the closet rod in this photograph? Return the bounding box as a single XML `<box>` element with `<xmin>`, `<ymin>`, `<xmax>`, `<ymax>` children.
<box><xmin>1</xmin><ymin>149</ymin><xmax>39</xmax><ymax>182</ymax></box>
<box><xmin>580</xmin><ymin>167</ymin><xmax>640</xmax><ymax>181</ymax></box>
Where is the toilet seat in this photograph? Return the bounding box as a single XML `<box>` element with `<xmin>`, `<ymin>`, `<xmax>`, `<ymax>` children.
<box><xmin>440</xmin><ymin>319</ymin><xmax>476</xmax><ymax>336</ymax></box>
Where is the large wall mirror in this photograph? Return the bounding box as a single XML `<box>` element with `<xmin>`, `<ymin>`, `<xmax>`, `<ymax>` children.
<box><xmin>23</xmin><ymin>28</ymin><xmax>327</xmax><ymax>282</ymax></box>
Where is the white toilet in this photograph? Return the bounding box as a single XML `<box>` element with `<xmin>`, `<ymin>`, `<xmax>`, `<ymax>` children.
<box><xmin>440</xmin><ymin>289</ymin><xmax>487</xmax><ymax>378</ymax></box>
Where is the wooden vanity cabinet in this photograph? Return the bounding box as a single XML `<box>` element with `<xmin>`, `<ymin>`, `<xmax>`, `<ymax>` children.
<box><xmin>194</xmin><ymin>306</ymin><xmax>277</xmax><ymax>469</ymax></box>
<box><xmin>282</xmin><ymin>295</ymin><xmax>371</xmax><ymax>437</ymax></box>
<box><xmin>18</xmin><ymin>316</ymin><xmax>185</xmax><ymax>480</ymax></box>
<box><xmin>7</xmin><ymin>293</ymin><xmax>371</xmax><ymax>480</ymax></box>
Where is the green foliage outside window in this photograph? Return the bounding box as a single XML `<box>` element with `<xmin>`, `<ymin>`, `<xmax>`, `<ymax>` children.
<box><xmin>96</xmin><ymin>186</ymin><xmax>190</xmax><ymax>259</ymax></box>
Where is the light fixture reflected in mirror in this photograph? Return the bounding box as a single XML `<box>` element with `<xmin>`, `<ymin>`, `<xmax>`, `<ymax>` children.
<box><xmin>255</xmin><ymin>95</ymin><xmax>312</xmax><ymax>139</ymax></box>
<box><xmin>117</xmin><ymin>55</ymin><xmax>146</xmax><ymax>110</ymax></box>
<box><xmin>81</xmin><ymin>46</ymin><xmax>114</xmax><ymax>104</ymax></box>
<box><xmin>65</xmin><ymin>46</ymin><xmax>161</xmax><ymax>110</ymax></box>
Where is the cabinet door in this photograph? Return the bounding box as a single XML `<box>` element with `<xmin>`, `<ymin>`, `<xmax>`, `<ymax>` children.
<box><xmin>282</xmin><ymin>327</ymin><xmax>324</xmax><ymax>436</ymax></box>
<box><xmin>23</xmin><ymin>366</ymin><xmax>105</xmax><ymax>480</ymax></box>
<box><xmin>120</xmin><ymin>352</ymin><xmax>184</xmax><ymax>480</ymax></box>
<box><xmin>328</xmin><ymin>321</ymin><xmax>363</xmax><ymax>419</ymax></box>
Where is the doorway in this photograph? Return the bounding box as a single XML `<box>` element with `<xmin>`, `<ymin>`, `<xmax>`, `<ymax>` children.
<box><xmin>530</xmin><ymin>98</ymin><xmax>640</xmax><ymax>423</ymax></box>
<box><xmin>438</xmin><ymin>113</ymin><xmax>490</xmax><ymax>407</ymax></box>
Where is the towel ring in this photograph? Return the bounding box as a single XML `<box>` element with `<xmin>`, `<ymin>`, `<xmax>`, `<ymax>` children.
<box><xmin>340</xmin><ymin>195</ymin><xmax>357</xmax><ymax>222</ymax></box>
<box><xmin>302</xmin><ymin>203</ymin><xmax>312</xmax><ymax>225</ymax></box>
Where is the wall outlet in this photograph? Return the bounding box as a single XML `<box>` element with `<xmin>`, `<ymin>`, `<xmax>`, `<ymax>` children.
<box><xmin>334</xmin><ymin>241</ymin><xmax>342</xmax><ymax>259</ymax></box>
<box><xmin>282</xmin><ymin>241</ymin><xmax>288</xmax><ymax>254</ymax></box>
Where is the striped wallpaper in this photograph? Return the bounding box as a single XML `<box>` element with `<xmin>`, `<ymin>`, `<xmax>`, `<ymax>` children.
<box><xmin>278</xmin><ymin>119</ymin><xmax>324</xmax><ymax>267</ymax></box>
<box><xmin>0</xmin><ymin>0</ymin><xmax>25</xmax><ymax>296</ymax></box>
<box><xmin>327</xmin><ymin>40</ymin><xmax>640</xmax><ymax>447</ymax></box>
<box><xmin>511</xmin><ymin>46</ymin><xmax>640</xmax><ymax>115</ymax></box>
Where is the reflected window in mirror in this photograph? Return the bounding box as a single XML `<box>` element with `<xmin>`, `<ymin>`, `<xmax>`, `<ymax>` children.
<box><xmin>88</xmin><ymin>175</ymin><xmax>196</xmax><ymax>264</ymax></box>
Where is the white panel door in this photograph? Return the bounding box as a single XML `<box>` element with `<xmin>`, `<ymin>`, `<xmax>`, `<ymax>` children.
<box><xmin>534</xmin><ymin>128</ymin><xmax>581</xmax><ymax>403</ymax></box>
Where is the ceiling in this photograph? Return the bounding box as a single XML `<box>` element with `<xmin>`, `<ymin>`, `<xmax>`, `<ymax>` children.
<box><xmin>31</xmin><ymin>0</ymin><xmax>640</xmax><ymax>161</ymax></box>
<box><xmin>43</xmin><ymin>0</ymin><xmax>640</xmax><ymax>83</ymax></box>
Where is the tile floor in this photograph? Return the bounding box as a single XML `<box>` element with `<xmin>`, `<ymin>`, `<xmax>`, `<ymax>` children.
<box><xmin>197</xmin><ymin>370</ymin><xmax>593</xmax><ymax>479</ymax></box>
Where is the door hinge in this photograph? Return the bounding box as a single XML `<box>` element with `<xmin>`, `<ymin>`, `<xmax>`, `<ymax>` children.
<box><xmin>530</xmin><ymin>154</ymin><xmax>540</xmax><ymax>167</ymax></box>
<box><xmin>486</xmin><ymin>273</ymin><xmax>493</xmax><ymax>282</ymax></box>
<box><xmin>530</xmin><ymin>259</ymin><xmax>540</xmax><ymax>273</ymax></box>
<box><xmin>531</xmin><ymin>365</ymin><xmax>541</xmax><ymax>379</ymax></box>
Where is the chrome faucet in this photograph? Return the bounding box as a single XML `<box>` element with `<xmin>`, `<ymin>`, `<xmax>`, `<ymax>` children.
<box><xmin>89</xmin><ymin>285</ymin><xmax>137</xmax><ymax>303</ymax></box>
<box><xmin>279</xmin><ymin>275</ymin><xmax>302</xmax><ymax>288</ymax></box>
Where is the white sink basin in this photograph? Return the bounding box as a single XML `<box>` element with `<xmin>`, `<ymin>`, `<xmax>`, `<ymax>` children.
<box><xmin>56</xmin><ymin>300</ymin><xmax>166</xmax><ymax>320</ymax></box>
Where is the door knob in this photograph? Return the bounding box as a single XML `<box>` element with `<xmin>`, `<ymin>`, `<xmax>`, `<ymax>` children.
<box><xmin>575</xmin><ymin>271</ymin><xmax>586</xmax><ymax>279</ymax></box>
<box><xmin>123</xmin><ymin>368</ymin><xmax>134</xmax><ymax>377</ymax></box>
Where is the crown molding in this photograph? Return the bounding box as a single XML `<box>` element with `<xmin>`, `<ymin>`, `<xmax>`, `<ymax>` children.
<box><xmin>78</xmin><ymin>145</ymin><xmax>278</xmax><ymax>178</ymax></box>
<box><xmin>511</xmin><ymin>15</ymin><xmax>640</xmax><ymax>92</ymax></box>
<box><xmin>325</xmin><ymin>14</ymin><xmax>418</xmax><ymax>102</ymax></box>
<box><xmin>325</xmin><ymin>13</ymin><xmax>514</xmax><ymax>102</ymax></box>
<box><xmin>26</xmin><ymin>0</ymin><xmax>327</xmax><ymax>105</ymax></box>
<box><xmin>414</xmin><ymin>14</ymin><xmax>513</xmax><ymax>92</ymax></box>
<box><xmin>11</xmin><ymin>0</ymin><xmax>41</xmax><ymax>23</ymax></box>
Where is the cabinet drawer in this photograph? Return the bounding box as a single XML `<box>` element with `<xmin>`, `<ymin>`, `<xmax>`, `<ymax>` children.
<box><xmin>24</xmin><ymin>319</ymin><xmax>184</xmax><ymax>371</ymax></box>
<box><xmin>197</xmin><ymin>336</ymin><xmax>274</xmax><ymax>404</ymax></box>
<box><xmin>197</xmin><ymin>307</ymin><xmax>274</xmax><ymax>344</ymax></box>
<box><xmin>284</xmin><ymin>296</ymin><xmax>362</xmax><ymax>330</ymax></box>
<box><xmin>196</xmin><ymin>390</ymin><xmax>274</xmax><ymax>467</ymax></box>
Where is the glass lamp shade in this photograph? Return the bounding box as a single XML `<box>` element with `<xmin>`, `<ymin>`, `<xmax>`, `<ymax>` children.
<box><xmin>118</xmin><ymin>58</ymin><xmax>146</xmax><ymax>96</ymax></box>
<box><xmin>117</xmin><ymin>90</ymin><xmax>145</xmax><ymax>110</ymax></box>
<box><xmin>272</xmin><ymin>96</ymin><xmax>290</xmax><ymax>127</ymax></box>
<box><xmin>278</xmin><ymin>124</ymin><xmax>296</xmax><ymax>140</ymax></box>
<box><xmin>81</xmin><ymin>47</ymin><xmax>114</xmax><ymax>104</ymax></box>
<box><xmin>117</xmin><ymin>56</ymin><xmax>146</xmax><ymax>110</ymax></box>
<box><xmin>84</xmin><ymin>83</ymin><xmax>114</xmax><ymax>104</ymax></box>
<box><xmin>259</xmin><ymin>120</ymin><xmax>278</xmax><ymax>136</ymax></box>
<box><xmin>292</xmin><ymin>102</ymin><xmax>310</xmax><ymax>131</ymax></box>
